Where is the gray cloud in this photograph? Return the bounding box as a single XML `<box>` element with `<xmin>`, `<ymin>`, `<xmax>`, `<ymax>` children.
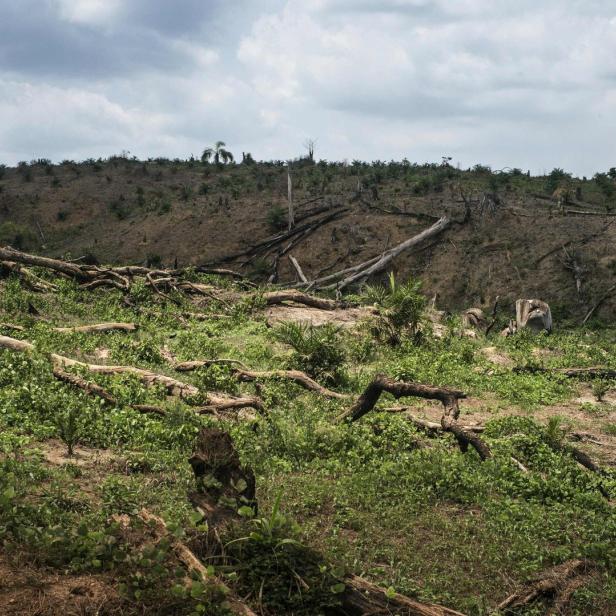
<box><xmin>0</xmin><ymin>0</ymin><xmax>614</xmax><ymax>174</ymax></box>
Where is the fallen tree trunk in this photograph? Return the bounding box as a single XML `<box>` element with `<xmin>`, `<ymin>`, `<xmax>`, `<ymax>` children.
<box><xmin>327</xmin><ymin>215</ymin><xmax>452</xmax><ymax>291</ymax></box>
<box><xmin>52</xmin><ymin>365</ymin><xmax>166</xmax><ymax>416</ymax></box>
<box><xmin>0</xmin><ymin>335</ymin><xmax>263</xmax><ymax>413</ymax></box>
<box><xmin>341</xmin><ymin>574</ymin><xmax>466</xmax><ymax>616</ymax></box>
<box><xmin>175</xmin><ymin>361</ymin><xmax>347</xmax><ymax>400</ymax></box>
<box><xmin>1</xmin><ymin>260</ymin><xmax>59</xmax><ymax>292</ymax></box>
<box><xmin>384</xmin><ymin>407</ymin><xmax>485</xmax><ymax>433</ymax></box>
<box><xmin>52</xmin><ymin>322</ymin><xmax>137</xmax><ymax>334</ymax></box>
<box><xmin>582</xmin><ymin>283</ymin><xmax>616</xmax><ymax>325</ymax></box>
<box><xmin>138</xmin><ymin>509</ymin><xmax>257</xmax><ymax>616</ymax></box>
<box><xmin>338</xmin><ymin>375</ymin><xmax>491</xmax><ymax>460</ymax></box>
<box><xmin>263</xmin><ymin>289</ymin><xmax>338</xmax><ymax>310</ymax></box>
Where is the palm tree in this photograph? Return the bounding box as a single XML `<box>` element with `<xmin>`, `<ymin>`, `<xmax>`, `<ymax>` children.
<box><xmin>201</xmin><ymin>141</ymin><xmax>234</xmax><ymax>165</ymax></box>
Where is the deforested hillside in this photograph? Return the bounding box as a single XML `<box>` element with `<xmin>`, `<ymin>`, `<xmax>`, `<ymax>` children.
<box><xmin>1</xmin><ymin>157</ymin><xmax>615</xmax><ymax>323</ymax></box>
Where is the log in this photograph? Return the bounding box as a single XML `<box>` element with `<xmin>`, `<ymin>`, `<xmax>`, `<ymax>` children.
<box><xmin>262</xmin><ymin>289</ymin><xmax>338</xmax><ymax>310</ymax></box>
<box><xmin>138</xmin><ymin>509</ymin><xmax>257</xmax><ymax>616</ymax></box>
<box><xmin>338</xmin><ymin>375</ymin><xmax>492</xmax><ymax>460</ymax></box>
<box><xmin>52</xmin><ymin>365</ymin><xmax>166</xmax><ymax>416</ymax></box>
<box><xmin>515</xmin><ymin>299</ymin><xmax>552</xmax><ymax>333</ymax></box>
<box><xmin>0</xmin><ymin>246</ymin><xmax>89</xmax><ymax>280</ymax></box>
<box><xmin>0</xmin><ymin>260</ymin><xmax>59</xmax><ymax>292</ymax></box>
<box><xmin>288</xmin><ymin>254</ymin><xmax>308</xmax><ymax>283</ymax></box>
<box><xmin>384</xmin><ymin>408</ymin><xmax>485</xmax><ymax>433</ymax></box>
<box><xmin>0</xmin><ymin>335</ymin><xmax>263</xmax><ymax>413</ymax></box>
<box><xmin>497</xmin><ymin>559</ymin><xmax>594</xmax><ymax>613</ymax></box>
<box><xmin>341</xmin><ymin>574</ymin><xmax>466</xmax><ymax>616</ymax></box>
<box><xmin>326</xmin><ymin>216</ymin><xmax>452</xmax><ymax>291</ymax></box>
<box><xmin>175</xmin><ymin>361</ymin><xmax>346</xmax><ymax>399</ymax></box>
<box><xmin>52</xmin><ymin>322</ymin><xmax>137</xmax><ymax>333</ymax></box>
<box><xmin>235</xmin><ymin>369</ymin><xmax>347</xmax><ymax>399</ymax></box>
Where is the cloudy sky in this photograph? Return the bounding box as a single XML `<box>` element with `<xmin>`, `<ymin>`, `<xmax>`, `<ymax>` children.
<box><xmin>1</xmin><ymin>0</ymin><xmax>615</xmax><ymax>175</ymax></box>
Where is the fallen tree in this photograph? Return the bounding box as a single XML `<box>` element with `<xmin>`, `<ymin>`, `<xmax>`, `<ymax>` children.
<box><xmin>0</xmin><ymin>245</ymin><xmax>239</xmax><ymax>298</ymax></box>
<box><xmin>337</xmin><ymin>374</ymin><xmax>492</xmax><ymax>460</ymax></box>
<box><xmin>285</xmin><ymin>215</ymin><xmax>453</xmax><ymax>291</ymax></box>
<box><xmin>262</xmin><ymin>289</ymin><xmax>339</xmax><ymax>310</ymax></box>
<box><xmin>0</xmin><ymin>334</ymin><xmax>263</xmax><ymax>414</ymax></box>
<box><xmin>175</xmin><ymin>360</ymin><xmax>347</xmax><ymax>400</ymax></box>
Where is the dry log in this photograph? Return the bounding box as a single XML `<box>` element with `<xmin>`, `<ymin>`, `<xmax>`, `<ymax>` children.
<box><xmin>288</xmin><ymin>254</ymin><xmax>308</xmax><ymax>283</ymax></box>
<box><xmin>52</xmin><ymin>365</ymin><xmax>166</xmax><ymax>416</ymax></box>
<box><xmin>235</xmin><ymin>369</ymin><xmax>347</xmax><ymax>399</ymax></box>
<box><xmin>138</xmin><ymin>509</ymin><xmax>257</xmax><ymax>616</ymax></box>
<box><xmin>1</xmin><ymin>260</ymin><xmax>59</xmax><ymax>292</ymax></box>
<box><xmin>341</xmin><ymin>574</ymin><xmax>466</xmax><ymax>616</ymax></box>
<box><xmin>262</xmin><ymin>289</ymin><xmax>338</xmax><ymax>310</ymax></box>
<box><xmin>384</xmin><ymin>407</ymin><xmax>485</xmax><ymax>432</ymax></box>
<box><xmin>497</xmin><ymin>559</ymin><xmax>594</xmax><ymax>614</ymax></box>
<box><xmin>195</xmin><ymin>394</ymin><xmax>264</xmax><ymax>414</ymax></box>
<box><xmin>338</xmin><ymin>374</ymin><xmax>491</xmax><ymax>460</ymax></box>
<box><xmin>52</xmin><ymin>322</ymin><xmax>137</xmax><ymax>334</ymax></box>
<box><xmin>326</xmin><ymin>216</ymin><xmax>452</xmax><ymax>291</ymax></box>
<box><xmin>175</xmin><ymin>361</ymin><xmax>346</xmax><ymax>399</ymax></box>
<box><xmin>0</xmin><ymin>335</ymin><xmax>263</xmax><ymax>412</ymax></box>
<box><xmin>0</xmin><ymin>246</ymin><xmax>90</xmax><ymax>280</ymax></box>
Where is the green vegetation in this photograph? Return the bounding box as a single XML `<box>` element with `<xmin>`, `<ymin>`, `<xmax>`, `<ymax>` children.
<box><xmin>0</xmin><ymin>260</ymin><xmax>615</xmax><ymax>613</ymax></box>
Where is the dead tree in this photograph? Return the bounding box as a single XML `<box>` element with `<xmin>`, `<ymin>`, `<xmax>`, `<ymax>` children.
<box><xmin>337</xmin><ymin>374</ymin><xmax>491</xmax><ymax>460</ymax></box>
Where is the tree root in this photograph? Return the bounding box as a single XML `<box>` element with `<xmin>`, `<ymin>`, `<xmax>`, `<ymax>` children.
<box><xmin>338</xmin><ymin>375</ymin><xmax>492</xmax><ymax>460</ymax></box>
<box><xmin>497</xmin><ymin>559</ymin><xmax>595</xmax><ymax>614</ymax></box>
<box><xmin>340</xmin><ymin>573</ymin><xmax>466</xmax><ymax>615</ymax></box>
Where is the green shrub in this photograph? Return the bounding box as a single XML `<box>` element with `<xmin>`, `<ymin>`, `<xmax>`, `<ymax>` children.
<box><xmin>273</xmin><ymin>322</ymin><xmax>346</xmax><ymax>385</ymax></box>
<box><xmin>266</xmin><ymin>205</ymin><xmax>287</xmax><ymax>231</ymax></box>
<box><xmin>364</xmin><ymin>273</ymin><xmax>426</xmax><ymax>345</ymax></box>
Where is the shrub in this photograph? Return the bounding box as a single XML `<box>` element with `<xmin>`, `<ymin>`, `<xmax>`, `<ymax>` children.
<box><xmin>364</xmin><ymin>273</ymin><xmax>426</xmax><ymax>345</ymax></box>
<box><xmin>273</xmin><ymin>322</ymin><xmax>346</xmax><ymax>385</ymax></box>
<box><xmin>266</xmin><ymin>205</ymin><xmax>287</xmax><ymax>231</ymax></box>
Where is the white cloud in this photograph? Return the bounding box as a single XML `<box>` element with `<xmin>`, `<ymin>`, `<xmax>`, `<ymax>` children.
<box><xmin>0</xmin><ymin>1</ymin><xmax>614</xmax><ymax>174</ymax></box>
<box><xmin>54</xmin><ymin>0</ymin><xmax>123</xmax><ymax>26</ymax></box>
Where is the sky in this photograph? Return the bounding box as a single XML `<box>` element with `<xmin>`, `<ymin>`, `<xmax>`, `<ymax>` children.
<box><xmin>0</xmin><ymin>0</ymin><xmax>615</xmax><ymax>175</ymax></box>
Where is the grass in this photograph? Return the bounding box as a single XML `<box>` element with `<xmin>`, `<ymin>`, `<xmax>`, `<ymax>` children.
<box><xmin>0</xmin><ymin>272</ymin><xmax>615</xmax><ymax>614</ymax></box>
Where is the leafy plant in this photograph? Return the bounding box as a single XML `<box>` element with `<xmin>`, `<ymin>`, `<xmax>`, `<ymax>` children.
<box><xmin>273</xmin><ymin>322</ymin><xmax>346</xmax><ymax>385</ymax></box>
<box><xmin>364</xmin><ymin>273</ymin><xmax>426</xmax><ymax>345</ymax></box>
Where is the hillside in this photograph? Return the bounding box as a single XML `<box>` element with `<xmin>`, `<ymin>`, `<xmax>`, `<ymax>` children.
<box><xmin>1</xmin><ymin>157</ymin><xmax>616</xmax><ymax>323</ymax></box>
